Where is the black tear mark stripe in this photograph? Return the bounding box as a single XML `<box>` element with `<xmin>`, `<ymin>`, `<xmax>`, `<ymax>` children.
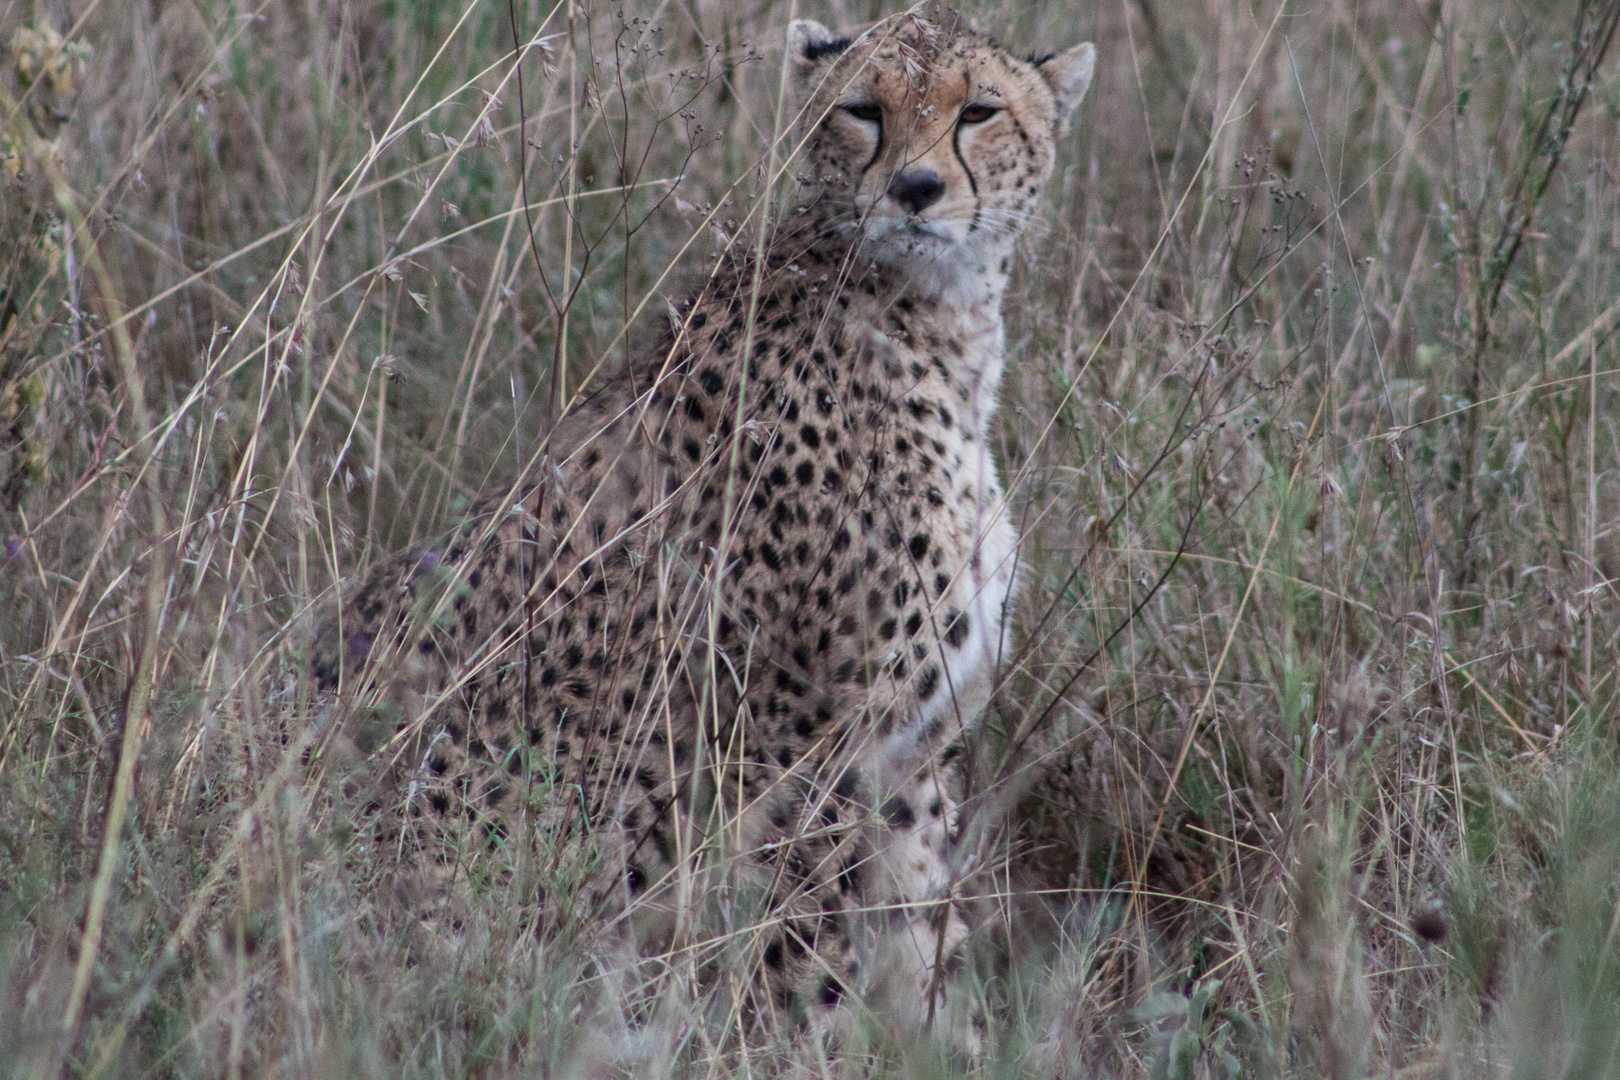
<box><xmin>951</xmin><ymin>123</ymin><xmax>981</xmax><ymax>232</ymax></box>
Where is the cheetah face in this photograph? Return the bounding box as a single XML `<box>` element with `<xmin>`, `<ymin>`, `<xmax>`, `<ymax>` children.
<box><xmin>788</xmin><ymin>16</ymin><xmax>1094</xmax><ymax>285</ymax></box>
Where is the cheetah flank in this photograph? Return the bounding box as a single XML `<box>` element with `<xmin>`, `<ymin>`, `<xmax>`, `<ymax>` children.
<box><xmin>314</xmin><ymin>12</ymin><xmax>1095</xmax><ymax>1038</ymax></box>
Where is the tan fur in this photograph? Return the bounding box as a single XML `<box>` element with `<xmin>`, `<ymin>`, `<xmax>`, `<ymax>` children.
<box><xmin>314</xmin><ymin>12</ymin><xmax>1094</xmax><ymax>1038</ymax></box>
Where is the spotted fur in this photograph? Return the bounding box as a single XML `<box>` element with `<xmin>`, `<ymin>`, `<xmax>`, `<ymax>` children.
<box><xmin>313</xmin><ymin>13</ymin><xmax>1094</xmax><ymax>1038</ymax></box>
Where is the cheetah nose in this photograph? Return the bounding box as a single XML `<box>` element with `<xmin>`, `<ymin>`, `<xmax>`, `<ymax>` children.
<box><xmin>887</xmin><ymin>169</ymin><xmax>946</xmax><ymax>215</ymax></box>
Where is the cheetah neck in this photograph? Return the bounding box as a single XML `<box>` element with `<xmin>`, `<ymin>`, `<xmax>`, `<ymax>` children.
<box><xmin>864</xmin><ymin>259</ymin><xmax>1011</xmax><ymax>444</ymax></box>
<box><xmin>698</xmin><ymin>231</ymin><xmax>1014</xmax><ymax>441</ymax></box>
<box><xmin>804</xmin><ymin>214</ymin><xmax>1017</xmax><ymax>312</ymax></box>
<box><xmin>888</xmin><ymin>246</ymin><xmax>1012</xmax><ymax>313</ymax></box>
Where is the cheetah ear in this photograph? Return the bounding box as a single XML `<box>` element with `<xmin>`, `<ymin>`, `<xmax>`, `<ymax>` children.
<box><xmin>1037</xmin><ymin>42</ymin><xmax>1096</xmax><ymax>127</ymax></box>
<box><xmin>787</xmin><ymin>20</ymin><xmax>852</xmax><ymax>100</ymax></box>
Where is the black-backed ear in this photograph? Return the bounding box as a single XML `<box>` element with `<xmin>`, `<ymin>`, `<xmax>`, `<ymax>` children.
<box><xmin>787</xmin><ymin>19</ymin><xmax>852</xmax><ymax>100</ymax></box>
<box><xmin>1037</xmin><ymin>42</ymin><xmax>1096</xmax><ymax>129</ymax></box>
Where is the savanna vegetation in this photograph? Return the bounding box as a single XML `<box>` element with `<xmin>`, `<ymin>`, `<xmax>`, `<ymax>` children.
<box><xmin>3</xmin><ymin>0</ymin><xmax>1620</xmax><ymax>1074</ymax></box>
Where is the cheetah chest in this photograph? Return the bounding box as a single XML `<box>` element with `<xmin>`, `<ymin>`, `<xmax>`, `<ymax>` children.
<box><xmin>872</xmin><ymin>314</ymin><xmax>1019</xmax><ymax>761</ymax></box>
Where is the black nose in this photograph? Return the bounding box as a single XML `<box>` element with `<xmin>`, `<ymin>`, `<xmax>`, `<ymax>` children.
<box><xmin>887</xmin><ymin>169</ymin><xmax>946</xmax><ymax>215</ymax></box>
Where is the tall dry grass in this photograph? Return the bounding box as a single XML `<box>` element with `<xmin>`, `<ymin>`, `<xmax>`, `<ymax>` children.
<box><xmin>2</xmin><ymin>0</ymin><xmax>1619</xmax><ymax>1075</ymax></box>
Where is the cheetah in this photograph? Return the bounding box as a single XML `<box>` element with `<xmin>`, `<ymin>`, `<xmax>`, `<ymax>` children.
<box><xmin>314</xmin><ymin>11</ymin><xmax>1094</xmax><ymax>1041</ymax></box>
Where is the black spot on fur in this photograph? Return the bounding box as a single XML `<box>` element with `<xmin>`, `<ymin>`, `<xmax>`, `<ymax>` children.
<box><xmin>883</xmin><ymin>797</ymin><xmax>917</xmax><ymax>829</ymax></box>
<box><xmin>917</xmin><ymin>665</ymin><xmax>939</xmax><ymax>701</ymax></box>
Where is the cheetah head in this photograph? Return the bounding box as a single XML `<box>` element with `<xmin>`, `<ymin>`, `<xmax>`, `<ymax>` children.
<box><xmin>787</xmin><ymin>14</ymin><xmax>1094</xmax><ymax>294</ymax></box>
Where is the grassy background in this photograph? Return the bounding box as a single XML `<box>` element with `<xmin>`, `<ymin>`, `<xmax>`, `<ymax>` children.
<box><xmin>3</xmin><ymin>0</ymin><xmax>1620</xmax><ymax>1074</ymax></box>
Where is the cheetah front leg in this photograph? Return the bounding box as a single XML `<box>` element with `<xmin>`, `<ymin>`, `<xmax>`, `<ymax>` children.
<box><xmin>861</xmin><ymin>759</ymin><xmax>978</xmax><ymax>1047</ymax></box>
<box><xmin>735</xmin><ymin>746</ymin><xmax>977</xmax><ymax>1050</ymax></box>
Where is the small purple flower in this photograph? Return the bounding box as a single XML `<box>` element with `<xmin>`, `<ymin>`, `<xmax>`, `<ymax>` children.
<box><xmin>4</xmin><ymin>537</ymin><xmax>21</xmax><ymax>560</ymax></box>
<box><xmin>347</xmin><ymin>633</ymin><xmax>373</xmax><ymax>659</ymax></box>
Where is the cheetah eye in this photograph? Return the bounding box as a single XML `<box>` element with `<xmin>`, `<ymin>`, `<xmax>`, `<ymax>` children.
<box><xmin>958</xmin><ymin>104</ymin><xmax>999</xmax><ymax>125</ymax></box>
<box><xmin>841</xmin><ymin>103</ymin><xmax>883</xmax><ymax>124</ymax></box>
